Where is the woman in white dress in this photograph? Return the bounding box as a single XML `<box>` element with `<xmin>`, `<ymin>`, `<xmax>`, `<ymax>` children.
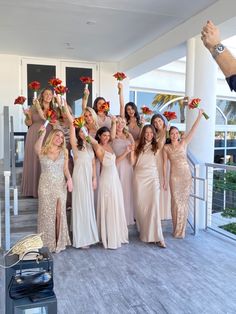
<box><xmin>89</xmin><ymin>126</ymin><xmax>128</xmax><ymax>249</ymax></box>
<box><xmin>131</xmin><ymin>124</ymin><xmax>166</xmax><ymax>248</ymax></box>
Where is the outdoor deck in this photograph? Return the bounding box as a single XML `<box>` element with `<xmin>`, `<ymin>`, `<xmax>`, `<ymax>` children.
<box><xmin>1</xmin><ymin>221</ymin><xmax>236</xmax><ymax>314</ymax></box>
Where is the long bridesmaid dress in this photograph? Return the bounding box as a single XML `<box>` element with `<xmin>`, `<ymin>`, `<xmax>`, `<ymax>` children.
<box><xmin>97</xmin><ymin>151</ymin><xmax>128</xmax><ymax>249</ymax></box>
<box><xmin>164</xmin><ymin>143</ymin><xmax>192</xmax><ymax>238</ymax></box>
<box><xmin>21</xmin><ymin>109</ymin><xmax>52</xmax><ymax>197</ymax></box>
<box><xmin>112</xmin><ymin>137</ymin><xmax>135</xmax><ymax>225</ymax></box>
<box><xmin>38</xmin><ymin>151</ymin><xmax>71</xmax><ymax>253</ymax></box>
<box><xmin>72</xmin><ymin>145</ymin><xmax>99</xmax><ymax>248</ymax></box>
<box><xmin>133</xmin><ymin>143</ymin><xmax>164</xmax><ymax>243</ymax></box>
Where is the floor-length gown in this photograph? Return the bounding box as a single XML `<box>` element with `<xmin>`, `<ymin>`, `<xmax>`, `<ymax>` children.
<box><xmin>72</xmin><ymin>145</ymin><xmax>99</xmax><ymax>248</ymax></box>
<box><xmin>112</xmin><ymin>137</ymin><xmax>135</xmax><ymax>225</ymax></box>
<box><xmin>164</xmin><ymin>143</ymin><xmax>192</xmax><ymax>238</ymax></box>
<box><xmin>97</xmin><ymin>151</ymin><xmax>128</xmax><ymax>249</ymax></box>
<box><xmin>21</xmin><ymin>109</ymin><xmax>52</xmax><ymax>198</ymax></box>
<box><xmin>38</xmin><ymin>151</ymin><xmax>71</xmax><ymax>253</ymax></box>
<box><xmin>134</xmin><ymin>144</ymin><xmax>164</xmax><ymax>243</ymax></box>
<box><xmin>156</xmin><ymin>135</ymin><xmax>171</xmax><ymax>220</ymax></box>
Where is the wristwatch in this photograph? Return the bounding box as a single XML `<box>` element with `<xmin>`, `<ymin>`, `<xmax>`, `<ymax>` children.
<box><xmin>212</xmin><ymin>43</ymin><xmax>225</xmax><ymax>59</ymax></box>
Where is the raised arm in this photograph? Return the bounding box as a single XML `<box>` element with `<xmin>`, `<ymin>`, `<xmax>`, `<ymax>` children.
<box><xmin>82</xmin><ymin>89</ymin><xmax>90</xmax><ymax>112</ymax></box>
<box><xmin>88</xmin><ymin>135</ymin><xmax>105</xmax><ymax>162</ymax></box>
<box><xmin>33</xmin><ymin>99</ymin><xmax>46</xmax><ymax>121</ymax></box>
<box><xmin>184</xmin><ymin>109</ymin><xmax>203</xmax><ymax>145</ymax></box>
<box><xmin>110</xmin><ymin>116</ymin><xmax>117</xmax><ymax>140</ymax></box>
<box><xmin>69</xmin><ymin>124</ymin><xmax>79</xmax><ymax>159</ymax></box>
<box><xmin>201</xmin><ymin>20</ymin><xmax>236</xmax><ymax>77</ymax></box>
<box><xmin>118</xmin><ymin>82</ymin><xmax>125</xmax><ymax>118</ymax></box>
<box><xmin>34</xmin><ymin>126</ymin><xmax>46</xmax><ymax>155</ymax></box>
<box><xmin>63</xmin><ymin>150</ymin><xmax>73</xmax><ymax>192</ymax></box>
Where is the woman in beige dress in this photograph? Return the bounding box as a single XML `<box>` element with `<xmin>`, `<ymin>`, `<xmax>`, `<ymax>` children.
<box><xmin>151</xmin><ymin>113</ymin><xmax>171</xmax><ymax>220</ymax></box>
<box><xmin>163</xmin><ymin>109</ymin><xmax>204</xmax><ymax>238</ymax></box>
<box><xmin>131</xmin><ymin>125</ymin><xmax>165</xmax><ymax>247</ymax></box>
<box><xmin>35</xmin><ymin>127</ymin><xmax>72</xmax><ymax>253</ymax></box>
<box><xmin>112</xmin><ymin>116</ymin><xmax>135</xmax><ymax>225</ymax></box>
<box><xmin>21</xmin><ymin>88</ymin><xmax>54</xmax><ymax>197</ymax></box>
<box><xmin>89</xmin><ymin>126</ymin><xmax>128</xmax><ymax>249</ymax></box>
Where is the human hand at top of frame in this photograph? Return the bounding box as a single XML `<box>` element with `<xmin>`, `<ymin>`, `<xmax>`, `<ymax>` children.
<box><xmin>118</xmin><ymin>82</ymin><xmax>123</xmax><ymax>91</ymax></box>
<box><xmin>83</xmin><ymin>88</ymin><xmax>90</xmax><ymax>98</ymax></box>
<box><xmin>201</xmin><ymin>20</ymin><xmax>221</xmax><ymax>51</ymax></box>
<box><xmin>198</xmin><ymin>108</ymin><xmax>204</xmax><ymax>117</ymax></box>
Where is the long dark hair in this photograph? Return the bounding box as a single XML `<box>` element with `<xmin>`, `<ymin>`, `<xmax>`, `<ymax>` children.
<box><xmin>75</xmin><ymin>127</ymin><xmax>85</xmax><ymax>150</ymax></box>
<box><xmin>125</xmin><ymin>102</ymin><xmax>141</xmax><ymax>126</ymax></box>
<box><xmin>151</xmin><ymin>114</ymin><xmax>166</xmax><ymax>132</ymax></box>
<box><xmin>95</xmin><ymin>126</ymin><xmax>110</xmax><ymax>143</ymax></box>
<box><xmin>168</xmin><ymin>126</ymin><xmax>180</xmax><ymax>144</ymax></box>
<box><xmin>93</xmin><ymin>97</ymin><xmax>108</xmax><ymax>116</ymax></box>
<box><xmin>135</xmin><ymin>124</ymin><xmax>158</xmax><ymax>157</ymax></box>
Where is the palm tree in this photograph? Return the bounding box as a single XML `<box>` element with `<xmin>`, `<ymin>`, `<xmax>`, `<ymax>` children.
<box><xmin>152</xmin><ymin>94</ymin><xmax>188</xmax><ymax>123</ymax></box>
<box><xmin>224</xmin><ymin>100</ymin><xmax>236</xmax><ymax>124</ymax></box>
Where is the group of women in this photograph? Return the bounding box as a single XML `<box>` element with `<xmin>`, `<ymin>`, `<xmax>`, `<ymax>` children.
<box><xmin>21</xmin><ymin>83</ymin><xmax>204</xmax><ymax>253</ymax></box>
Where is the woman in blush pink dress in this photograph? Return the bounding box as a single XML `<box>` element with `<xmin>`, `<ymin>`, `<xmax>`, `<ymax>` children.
<box><xmin>151</xmin><ymin>113</ymin><xmax>171</xmax><ymax>220</ymax></box>
<box><xmin>89</xmin><ymin>127</ymin><xmax>128</xmax><ymax>249</ymax></box>
<box><xmin>163</xmin><ymin>109</ymin><xmax>204</xmax><ymax>238</ymax></box>
<box><xmin>112</xmin><ymin>116</ymin><xmax>135</xmax><ymax>225</ymax></box>
<box><xmin>131</xmin><ymin>125</ymin><xmax>165</xmax><ymax>248</ymax></box>
<box><xmin>21</xmin><ymin>88</ymin><xmax>54</xmax><ymax>198</ymax></box>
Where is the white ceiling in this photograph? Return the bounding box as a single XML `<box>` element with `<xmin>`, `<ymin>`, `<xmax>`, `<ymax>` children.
<box><xmin>0</xmin><ymin>0</ymin><xmax>219</xmax><ymax>62</ymax></box>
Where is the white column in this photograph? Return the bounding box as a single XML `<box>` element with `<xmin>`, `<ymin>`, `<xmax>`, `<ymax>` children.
<box><xmin>185</xmin><ymin>36</ymin><xmax>217</xmax><ymax>230</ymax></box>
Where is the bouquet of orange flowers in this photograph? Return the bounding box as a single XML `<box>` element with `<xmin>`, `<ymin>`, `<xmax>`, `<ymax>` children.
<box><xmin>99</xmin><ymin>101</ymin><xmax>110</xmax><ymax>113</ymax></box>
<box><xmin>38</xmin><ymin>109</ymin><xmax>57</xmax><ymax>136</ymax></box>
<box><xmin>188</xmin><ymin>98</ymin><xmax>209</xmax><ymax>120</ymax></box>
<box><xmin>141</xmin><ymin>105</ymin><xmax>153</xmax><ymax>115</ymax></box>
<box><xmin>14</xmin><ymin>96</ymin><xmax>27</xmax><ymax>109</ymax></box>
<box><xmin>54</xmin><ymin>85</ymin><xmax>68</xmax><ymax>111</ymax></box>
<box><xmin>28</xmin><ymin>81</ymin><xmax>41</xmax><ymax>99</ymax></box>
<box><xmin>48</xmin><ymin>77</ymin><xmax>62</xmax><ymax>87</ymax></box>
<box><xmin>163</xmin><ymin>111</ymin><xmax>177</xmax><ymax>121</ymax></box>
<box><xmin>113</xmin><ymin>72</ymin><xmax>127</xmax><ymax>94</ymax></box>
<box><xmin>80</xmin><ymin>76</ymin><xmax>94</xmax><ymax>100</ymax></box>
<box><xmin>73</xmin><ymin>116</ymin><xmax>90</xmax><ymax>143</ymax></box>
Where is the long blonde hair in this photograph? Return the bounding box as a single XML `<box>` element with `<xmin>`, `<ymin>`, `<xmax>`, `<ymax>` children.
<box><xmin>84</xmin><ymin>107</ymin><xmax>99</xmax><ymax>130</ymax></box>
<box><xmin>41</xmin><ymin>129</ymin><xmax>67</xmax><ymax>156</ymax></box>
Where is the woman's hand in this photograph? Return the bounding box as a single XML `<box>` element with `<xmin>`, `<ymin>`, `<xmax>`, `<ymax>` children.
<box><xmin>67</xmin><ymin>177</ymin><xmax>73</xmax><ymax>192</ymax></box>
<box><xmin>198</xmin><ymin>108</ymin><xmax>204</xmax><ymax>117</ymax></box>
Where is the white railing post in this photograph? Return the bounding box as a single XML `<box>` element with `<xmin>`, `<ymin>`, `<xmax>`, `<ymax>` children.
<box><xmin>4</xmin><ymin>171</ymin><xmax>11</xmax><ymax>250</ymax></box>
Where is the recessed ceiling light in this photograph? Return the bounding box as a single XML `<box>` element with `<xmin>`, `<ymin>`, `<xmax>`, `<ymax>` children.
<box><xmin>86</xmin><ymin>20</ymin><xmax>96</xmax><ymax>25</ymax></box>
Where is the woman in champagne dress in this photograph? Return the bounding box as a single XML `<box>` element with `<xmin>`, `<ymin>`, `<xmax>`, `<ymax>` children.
<box><xmin>89</xmin><ymin>126</ymin><xmax>128</xmax><ymax>249</ymax></box>
<box><xmin>112</xmin><ymin>116</ymin><xmax>135</xmax><ymax>225</ymax></box>
<box><xmin>151</xmin><ymin>113</ymin><xmax>171</xmax><ymax>220</ymax></box>
<box><xmin>131</xmin><ymin>125</ymin><xmax>165</xmax><ymax>247</ymax></box>
<box><xmin>69</xmin><ymin>122</ymin><xmax>98</xmax><ymax>248</ymax></box>
<box><xmin>21</xmin><ymin>88</ymin><xmax>54</xmax><ymax>197</ymax></box>
<box><xmin>163</xmin><ymin>109</ymin><xmax>203</xmax><ymax>238</ymax></box>
<box><xmin>35</xmin><ymin>128</ymin><xmax>72</xmax><ymax>253</ymax></box>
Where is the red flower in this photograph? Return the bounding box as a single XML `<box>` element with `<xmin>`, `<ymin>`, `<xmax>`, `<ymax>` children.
<box><xmin>54</xmin><ymin>85</ymin><xmax>68</xmax><ymax>95</ymax></box>
<box><xmin>28</xmin><ymin>81</ymin><xmax>41</xmax><ymax>91</ymax></box>
<box><xmin>163</xmin><ymin>111</ymin><xmax>177</xmax><ymax>121</ymax></box>
<box><xmin>48</xmin><ymin>77</ymin><xmax>62</xmax><ymax>87</ymax></box>
<box><xmin>188</xmin><ymin>98</ymin><xmax>209</xmax><ymax>119</ymax></box>
<box><xmin>45</xmin><ymin>109</ymin><xmax>57</xmax><ymax>124</ymax></box>
<box><xmin>80</xmin><ymin>76</ymin><xmax>94</xmax><ymax>84</ymax></box>
<box><xmin>141</xmin><ymin>106</ymin><xmax>153</xmax><ymax>115</ymax></box>
<box><xmin>99</xmin><ymin>101</ymin><xmax>110</xmax><ymax>113</ymax></box>
<box><xmin>73</xmin><ymin>116</ymin><xmax>85</xmax><ymax>128</ymax></box>
<box><xmin>14</xmin><ymin>96</ymin><xmax>26</xmax><ymax>105</ymax></box>
<box><xmin>113</xmin><ymin>72</ymin><xmax>127</xmax><ymax>81</ymax></box>
<box><xmin>188</xmin><ymin>98</ymin><xmax>201</xmax><ymax>109</ymax></box>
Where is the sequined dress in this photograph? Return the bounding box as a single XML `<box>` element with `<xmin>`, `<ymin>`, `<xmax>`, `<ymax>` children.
<box><xmin>97</xmin><ymin>151</ymin><xmax>128</xmax><ymax>249</ymax></box>
<box><xmin>164</xmin><ymin>143</ymin><xmax>192</xmax><ymax>238</ymax></box>
<box><xmin>38</xmin><ymin>151</ymin><xmax>71</xmax><ymax>253</ymax></box>
<box><xmin>133</xmin><ymin>144</ymin><xmax>164</xmax><ymax>243</ymax></box>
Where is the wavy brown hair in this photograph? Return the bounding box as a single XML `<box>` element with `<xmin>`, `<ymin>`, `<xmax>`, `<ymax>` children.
<box><xmin>135</xmin><ymin>124</ymin><xmax>158</xmax><ymax>157</ymax></box>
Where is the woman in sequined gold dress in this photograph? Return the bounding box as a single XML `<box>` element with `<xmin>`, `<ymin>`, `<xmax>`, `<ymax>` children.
<box><xmin>151</xmin><ymin>114</ymin><xmax>171</xmax><ymax>220</ymax></box>
<box><xmin>89</xmin><ymin>126</ymin><xmax>128</xmax><ymax>249</ymax></box>
<box><xmin>131</xmin><ymin>125</ymin><xmax>165</xmax><ymax>248</ymax></box>
<box><xmin>163</xmin><ymin>109</ymin><xmax>204</xmax><ymax>238</ymax></box>
<box><xmin>35</xmin><ymin>127</ymin><xmax>72</xmax><ymax>253</ymax></box>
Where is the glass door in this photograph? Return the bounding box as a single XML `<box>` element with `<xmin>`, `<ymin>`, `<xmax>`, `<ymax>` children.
<box><xmin>60</xmin><ymin>61</ymin><xmax>98</xmax><ymax>116</ymax></box>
